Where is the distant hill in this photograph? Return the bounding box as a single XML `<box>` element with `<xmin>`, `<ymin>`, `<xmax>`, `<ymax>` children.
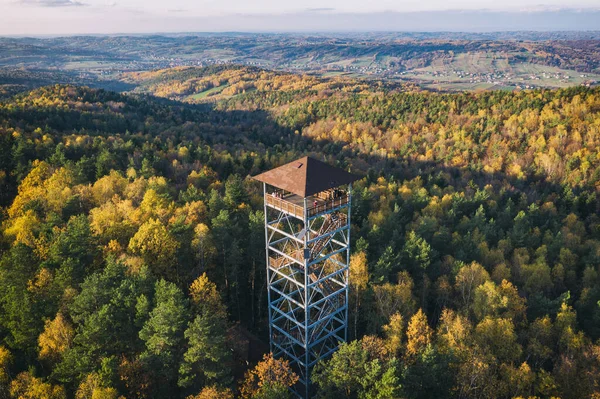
<box><xmin>1</xmin><ymin>34</ymin><xmax>600</xmax><ymax>92</ymax></box>
<box><xmin>120</xmin><ymin>65</ymin><xmax>407</xmax><ymax>103</ymax></box>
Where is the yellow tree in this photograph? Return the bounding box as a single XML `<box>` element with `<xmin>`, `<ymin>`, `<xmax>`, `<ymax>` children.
<box><xmin>555</xmin><ymin>301</ymin><xmax>583</xmax><ymax>354</ymax></box>
<box><xmin>186</xmin><ymin>386</ymin><xmax>234</xmax><ymax>399</ymax></box>
<box><xmin>38</xmin><ymin>313</ymin><xmax>74</xmax><ymax>363</ymax></box>
<box><xmin>27</xmin><ymin>268</ymin><xmax>53</xmax><ymax>297</ymax></box>
<box><xmin>191</xmin><ymin>224</ymin><xmax>216</xmax><ymax>273</ymax></box>
<box><xmin>76</xmin><ymin>373</ymin><xmax>119</xmax><ymax>399</ymax></box>
<box><xmin>117</xmin><ymin>357</ymin><xmax>151</xmax><ymax>399</ymax></box>
<box><xmin>0</xmin><ymin>345</ymin><xmax>11</xmax><ymax>398</ymax></box>
<box><xmin>9</xmin><ymin>372</ymin><xmax>66</xmax><ymax>399</ymax></box>
<box><xmin>136</xmin><ymin>188</ymin><xmax>173</xmax><ymax>223</ymax></box>
<box><xmin>90</xmin><ymin>170</ymin><xmax>128</xmax><ymax>206</ymax></box>
<box><xmin>4</xmin><ymin>210</ymin><xmax>41</xmax><ymax>248</ymax></box>
<box><xmin>500</xmin><ymin>362</ymin><xmax>535</xmax><ymax>399</ymax></box>
<box><xmin>349</xmin><ymin>251</ymin><xmax>369</xmax><ymax>338</ymax></box>
<box><xmin>371</xmin><ymin>271</ymin><xmax>416</xmax><ymax>331</ymax></box>
<box><xmin>89</xmin><ymin>198</ymin><xmax>137</xmax><ymax>246</ymax></box>
<box><xmin>240</xmin><ymin>353</ymin><xmax>298</xmax><ymax>399</ymax></box>
<box><xmin>473</xmin><ymin>279</ymin><xmax>527</xmax><ymax>323</ymax></box>
<box><xmin>189</xmin><ymin>273</ymin><xmax>226</xmax><ymax>319</ymax></box>
<box><xmin>43</xmin><ymin>167</ymin><xmax>75</xmax><ymax>214</ymax></box>
<box><xmin>405</xmin><ymin>309</ymin><xmax>433</xmax><ymax>359</ymax></box>
<box><xmin>437</xmin><ymin>309</ymin><xmax>471</xmax><ymax>355</ymax></box>
<box><xmin>437</xmin><ymin>310</ymin><xmax>507</xmax><ymax>399</ymax></box>
<box><xmin>455</xmin><ymin>262</ymin><xmax>491</xmax><ymax>312</ymax></box>
<box><xmin>128</xmin><ymin>218</ymin><xmax>179</xmax><ymax>278</ymax></box>
<box><xmin>7</xmin><ymin>160</ymin><xmax>51</xmax><ymax>219</ymax></box>
<box><xmin>383</xmin><ymin>312</ymin><xmax>404</xmax><ymax>356</ymax></box>
<box><xmin>172</xmin><ymin>200</ymin><xmax>207</xmax><ymax>226</ymax></box>
<box><xmin>475</xmin><ymin>317</ymin><xmax>522</xmax><ymax>363</ymax></box>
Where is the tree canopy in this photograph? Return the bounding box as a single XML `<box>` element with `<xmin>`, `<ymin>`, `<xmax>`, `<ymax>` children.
<box><xmin>1</xmin><ymin>71</ymin><xmax>600</xmax><ymax>398</ymax></box>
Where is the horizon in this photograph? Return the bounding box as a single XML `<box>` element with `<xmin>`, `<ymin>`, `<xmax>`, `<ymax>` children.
<box><xmin>3</xmin><ymin>29</ymin><xmax>600</xmax><ymax>39</ymax></box>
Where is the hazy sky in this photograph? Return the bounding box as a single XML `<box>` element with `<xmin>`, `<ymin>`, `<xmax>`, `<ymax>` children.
<box><xmin>0</xmin><ymin>0</ymin><xmax>599</xmax><ymax>35</ymax></box>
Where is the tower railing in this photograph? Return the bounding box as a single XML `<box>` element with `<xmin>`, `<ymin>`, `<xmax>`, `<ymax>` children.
<box><xmin>265</xmin><ymin>192</ymin><xmax>349</xmax><ymax>220</ymax></box>
<box><xmin>307</xmin><ymin>195</ymin><xmax>348</xmax><ymax>217</ymax></box>
<box><xmin>266</xmin><ymin>195</ymin><xmax>304</xmax><ymax>219</ymax></box>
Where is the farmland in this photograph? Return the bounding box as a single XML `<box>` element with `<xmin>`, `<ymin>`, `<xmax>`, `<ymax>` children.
<box><xmin>1</xmin><ymin>32</ymin><xmax>599</xmax><ymax>93</ymax></box>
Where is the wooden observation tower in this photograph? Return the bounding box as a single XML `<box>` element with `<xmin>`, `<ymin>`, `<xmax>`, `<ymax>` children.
<box><xmin>254</xmin><ymin>156</ymin><xmax>359</xmax><ymax>398</ymax></box>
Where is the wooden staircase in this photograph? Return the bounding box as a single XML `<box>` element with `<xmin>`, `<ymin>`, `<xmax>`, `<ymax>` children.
<box><xmin>309</xmin><ymin>213</ymin><xmax>347</xmax><ymax>261</ymax></box>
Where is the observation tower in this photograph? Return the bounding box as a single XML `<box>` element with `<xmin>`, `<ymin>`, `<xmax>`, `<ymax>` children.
<box><xmin>254</xmin><ymin>156</ymin><xmax>359</xmax><ymax>398</ymax></box>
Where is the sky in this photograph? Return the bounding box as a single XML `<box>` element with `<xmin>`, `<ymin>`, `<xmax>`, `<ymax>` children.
<box><xmin>0</xmin><ymin>0</ymin><xmax>599</xmax><ymax>35</ymax></box>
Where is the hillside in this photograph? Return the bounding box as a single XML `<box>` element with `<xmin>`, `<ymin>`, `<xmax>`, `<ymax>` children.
<box><xmin>2</xmin><ymin>34</ymin><xmax>600</xmax><ymax>91</ymax></box>
<box><xmin>127</xmin><ymin>67</ymin><xmax>600</xmax><ymax>190</ymax></box>
<box><xmin>1</xmin><ymin>79</ymin><xmax>600</xmax><ymax>398</ymax></box>
<box><xmin>120</xmin><ymin>65</ymin><xmax>403</xmax><ymax>103</ymax></box>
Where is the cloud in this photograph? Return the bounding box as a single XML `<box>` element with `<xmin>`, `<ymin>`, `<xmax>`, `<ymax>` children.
<box><xmin>305</xmin><ymin>7</ymin><xmax>335</xmax><ymax>12</ymax></box>
<box><xmin>19</xmin><ymin>0</ymin><xmax>87</xmax><ymax>7</ymax></box>
<box><xmin>516</xmin><ymin>5</ymin><xmax>600</xmax><ymax>12</ymax></box>
<box><xmin>168</xmin><ymin>8</ymin><xmax>188</xmax><ymax>13</ymax></box>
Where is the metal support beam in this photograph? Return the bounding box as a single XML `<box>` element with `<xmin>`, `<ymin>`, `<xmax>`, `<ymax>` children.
<box><xmin>308</xmin><ymin>246</ymin><xmax>348</xmax><ymax>266</ymax></box>
<box><xmin>307</xmin><ymin>267</ymin><xmax>348</xmax><ymax>289</ymax></box>
<box><xmin>267</xmin><ymin>224</ymin><xmax>305</xmax><ymax>245</ymax></box>
<box><xmin>269</xmin><ymin>266</ymin><xmax>304</xmax><ymax>288</ymax></box>
<box><xmin>270</xmin><ymin>285</ymin><xmax>306</xmax><ymax>309</ymax></box>
<box><xmin>306</xmin><ymin>225</ymin><xmax>349</xmax><ymax>245</ymax></box>
<box><xmin>268</xmin><ymin>246</ymin><xmax>305</xmax><ymax>267</ymax></box>
<box><xmin>272</xmin><ymin>324</ymin><xmax>306</xmax><ymax>348</ymax></box>
<box><xmin>265</xmin><ymin>184</ymin><xmax>352</xmax><ymax>398</ymax></box>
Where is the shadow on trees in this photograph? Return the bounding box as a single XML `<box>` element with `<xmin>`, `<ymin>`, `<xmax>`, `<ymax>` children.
<box><xmin>2</xmin><ymin>85</ymin><xmax>599</xmax><ymax>341</ymax></box>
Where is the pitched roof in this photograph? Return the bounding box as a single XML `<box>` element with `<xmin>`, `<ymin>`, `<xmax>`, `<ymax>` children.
<box><xmin>253</xmin><ymin>156</ymin><xmax>360</xmax><ymax>197</ymax></box>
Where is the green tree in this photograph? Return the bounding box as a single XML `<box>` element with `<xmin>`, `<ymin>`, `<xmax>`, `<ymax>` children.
<box><xmin>55</xmin><ymin>259</ymin><xmax>150</xmax><ymax>383</ymax></box>
<box><xmin>0</xmin><ymin>244</ymin><xmax>44</xmax><ymax>352</ymax></box>
<box><xmin>312</xmin><ymin>338</ymin><xmax>399</xmax><ymax>399</ymax></box>
<box><xmin>224</xmin><ymin>174</ymin><xmax>249</xmax><ymax>207</ymax></box>
<box><xmin>139</xmin><ymin>280</ymin><xmax>189</xmax><ymax>393</ymax></box>
<box><xmin>179</xmin><ymin>274</ymin><xmax>231</xmax><ymax>390</ymax></box>
<box><xmin>402</xmin><ymin>231</ymin><xmax>432</xmax><ymax>273</ymax></box>
<box><xmin>373</xmin><ymin>246</ymin><xmax>398</xmax><ymax>284</ymax></box>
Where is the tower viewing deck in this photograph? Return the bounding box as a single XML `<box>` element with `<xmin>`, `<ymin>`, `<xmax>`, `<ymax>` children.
<box><xmin>265</xmin><ymin>191</ymin><xmax>350</xmax><ymax>219</ymax></box>
<box><xmin>254</xmin><ymin>156</ymin><xmax>359</xmax><ymax>398</ymax></box>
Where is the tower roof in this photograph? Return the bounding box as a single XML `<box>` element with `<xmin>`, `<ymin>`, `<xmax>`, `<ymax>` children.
<box><xmin>253</xmin><ymin>156</ymin><xmax>360</xmax><ymax>198</ymax></box>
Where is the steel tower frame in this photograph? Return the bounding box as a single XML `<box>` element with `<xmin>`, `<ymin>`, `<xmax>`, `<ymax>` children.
<box><xmin>262</xmin><ymin>183</ymin><xmax>352</xmax><ymax>398</ymax></box>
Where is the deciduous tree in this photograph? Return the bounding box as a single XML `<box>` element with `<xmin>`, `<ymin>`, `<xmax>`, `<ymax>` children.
<box><xmin>240</xmin><ymin>354</ymin><xmax>298</xmax><ymax>399</ymax></box>
<box><xmin>38</xmin><ymin>313</ymin><xmax>74</xmax><ymax>363</ymax></box>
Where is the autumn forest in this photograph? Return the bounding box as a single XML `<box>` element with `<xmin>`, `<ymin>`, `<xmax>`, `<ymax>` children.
<box><xmin>1</xmin><ymin>66</ymin><xmax>600</xmax><ymax>399</ymax></box>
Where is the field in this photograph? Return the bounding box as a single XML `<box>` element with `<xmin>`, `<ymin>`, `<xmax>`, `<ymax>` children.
<box><xmin>399</xmin><ymin>52</ymin><xmax>600</xmax><ymax>90</ymax></box>
<box><xmin>186</xmin><ymin>84</ymin><xmax>227</xmax><ymax>100</ymax></box>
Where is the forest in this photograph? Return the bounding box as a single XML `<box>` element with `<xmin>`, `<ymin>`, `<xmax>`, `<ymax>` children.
<box><xmin>1</xmin><ymin>66</ymin><xmax>600</xmax><ymax>398</ymax></box>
